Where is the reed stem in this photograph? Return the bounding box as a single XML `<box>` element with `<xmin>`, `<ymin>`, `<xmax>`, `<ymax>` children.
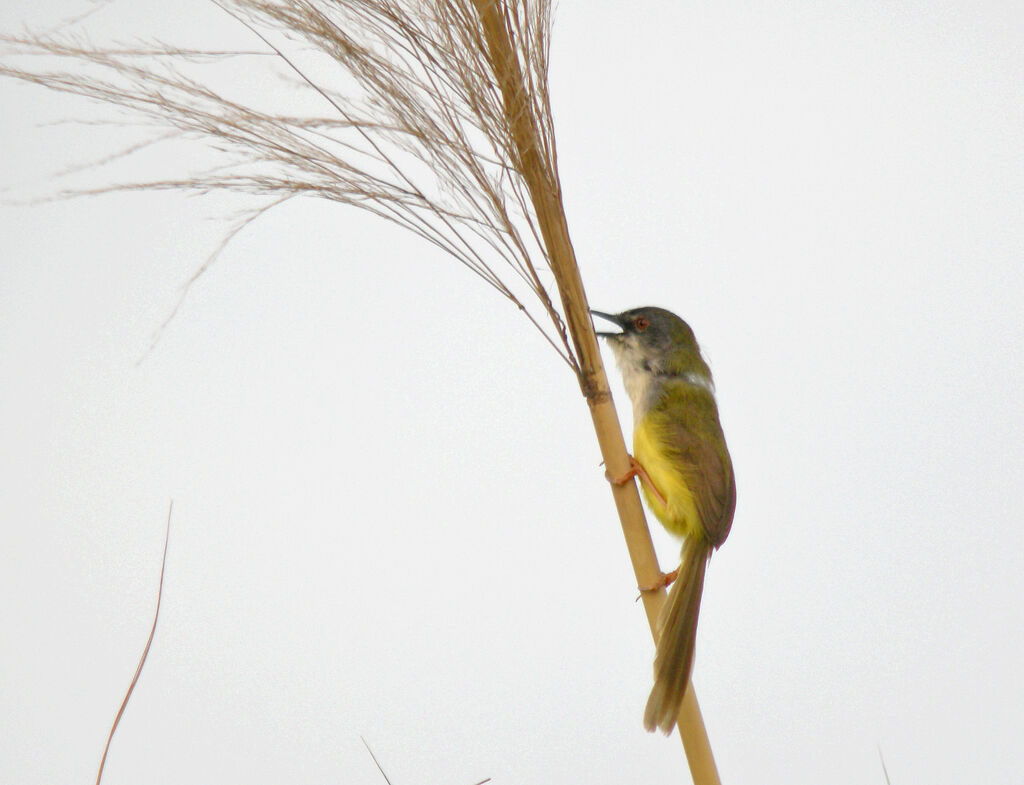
<box><xmin>471</xmin><ymin>4</ymin><xmax>719</xmax><ymax>781</ymax></box>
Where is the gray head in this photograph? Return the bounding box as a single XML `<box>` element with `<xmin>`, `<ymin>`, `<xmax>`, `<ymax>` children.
<box><xmin>592</xmin><ymin>307</ymin><xmax>706</xmax><ymax>371</ymax></box>
<box><xmin>591</xmin><ymin>307</ymin><xmax>714</xmax><ymax>410</ymax></box>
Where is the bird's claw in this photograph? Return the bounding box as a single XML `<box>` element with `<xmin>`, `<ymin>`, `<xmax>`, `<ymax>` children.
<box><xmin>605</xmin><ymin>455</ymin><xmax>667</xmax><ymax>508</ymax></box>
<box><xmin>636</xmin><ymin>567</ymin><xmax>680</xmax><ymax>599</ymax></box>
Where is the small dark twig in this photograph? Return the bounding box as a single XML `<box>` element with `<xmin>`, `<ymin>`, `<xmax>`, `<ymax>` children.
<box><xmin>361</xmin><ymin>735</ymin><xmax>490</xmax><ymax>785</ymax></box>
<box><xmin>361</xmin><ymin>736</ymin><xmax>394</xmax><ymax>785</ymax></box>
<box><xmin>878</xmin><ymin>744</ymin><xmax>892</xmax><ymax>785</ymax></box>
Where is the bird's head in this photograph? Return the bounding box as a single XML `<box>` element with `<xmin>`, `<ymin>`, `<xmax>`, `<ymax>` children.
<box><xmin>591</xmin><ymin>307</ymin><xmax>702</xmax><ymax>371</ymax></box>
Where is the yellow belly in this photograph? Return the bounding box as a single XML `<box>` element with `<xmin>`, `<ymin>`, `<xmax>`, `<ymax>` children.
<box><xmin>634</xmin><ymin>415</ymin><xmax>701</xmax><ymax>539</ymax></box>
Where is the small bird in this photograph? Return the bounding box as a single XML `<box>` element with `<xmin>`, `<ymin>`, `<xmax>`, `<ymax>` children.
<box><xmin>592</xmin><ymin>306</ymin><xmax>735</xmax><ymax>734</ymax></box>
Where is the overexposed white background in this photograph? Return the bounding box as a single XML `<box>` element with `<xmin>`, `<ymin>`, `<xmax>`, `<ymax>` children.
<box><xmin>2</xmin><ymin>2</ymin><xmax>1022</xmax><ymax>783</ymax></box>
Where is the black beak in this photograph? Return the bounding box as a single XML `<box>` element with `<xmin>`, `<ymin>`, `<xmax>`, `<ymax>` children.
<box><xmin>590</xmin><ymin>309</ymin><xmax>626</xmax><ymax>338</ymax></box>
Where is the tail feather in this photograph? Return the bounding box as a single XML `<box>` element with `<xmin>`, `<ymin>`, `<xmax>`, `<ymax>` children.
<box><xmin>643</xmin><ymin>537</ymin><xmax>711</xmax><ymax>734</ymax></box>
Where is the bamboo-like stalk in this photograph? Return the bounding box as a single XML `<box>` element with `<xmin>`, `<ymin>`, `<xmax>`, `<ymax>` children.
<box><xmin>2</xmin><ymin>3</ymin><xmax>722</xmax><ymax>780</ymax></box>
<box><xmin>468</xmin><ymin>5</ymin><xmax>719</xmax><ymax>781</ymax></box>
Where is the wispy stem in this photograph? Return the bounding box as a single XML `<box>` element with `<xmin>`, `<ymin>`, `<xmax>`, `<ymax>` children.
<box><xmin>96</xmin><ymin>502</ymin><xmax>173</xmax><ymax>785</ymax></box>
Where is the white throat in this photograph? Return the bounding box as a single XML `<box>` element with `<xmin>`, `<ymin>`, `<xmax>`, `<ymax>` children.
<box><xmin>611</xmin><ymin>345</ymin><xmax>715</xmax><ymax>421</ymax></box>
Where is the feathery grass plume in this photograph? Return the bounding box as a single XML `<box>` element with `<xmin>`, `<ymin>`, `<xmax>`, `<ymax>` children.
<box><xmin>2</xmin><ymin>3</ymin><xmax>720</xmax><ymax>780</ymax></box>
<box><xmin>2</xmin><ymin>1</ymin><xmax>570</xmax><ymax>361</ymax></box>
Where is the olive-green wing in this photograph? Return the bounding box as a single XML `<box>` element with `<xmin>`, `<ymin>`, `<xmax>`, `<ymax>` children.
<box><xmin>655</xmin><ymin>387</ymin><xmax>736</xmax><ymax>548</ymax></box>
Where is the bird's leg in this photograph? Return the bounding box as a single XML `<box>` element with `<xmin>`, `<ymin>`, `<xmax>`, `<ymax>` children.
<box><xmin>637</xmin><ymin>566</ymin><xmax>680</xmax><ymax>595</ymax></box>
<box><xmin>606</xmin><ymin>456</ymin><xmax>675</xmax><ymax>596</ymax></box>
<box><xmin>606</xmin><ymin>455</ymin><xmax>668</xmax><ymax>509</ymax></box>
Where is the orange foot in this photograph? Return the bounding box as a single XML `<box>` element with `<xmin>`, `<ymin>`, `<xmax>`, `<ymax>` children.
<box><xmin>637</xmin><ymin>567</ymin><xmax>679</xmax><ymax>597</ymax></box>
<box><xmin>605</xmin><ymin>455</ymin><xmax>667</xmax><ymax>508</ymax></box>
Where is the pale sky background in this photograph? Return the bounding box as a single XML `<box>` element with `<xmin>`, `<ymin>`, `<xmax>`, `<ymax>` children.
<box><xmin>1</xmin><ymin>1</ymin><xmax>1022</xmax><ymax>784</ymax></box>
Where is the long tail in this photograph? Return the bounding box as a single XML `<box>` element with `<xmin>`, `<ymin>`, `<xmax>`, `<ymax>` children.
<box><xmin>643</xmin><ymin>536</ymin><xmax>711</xmax><ymax>734</ymax></box>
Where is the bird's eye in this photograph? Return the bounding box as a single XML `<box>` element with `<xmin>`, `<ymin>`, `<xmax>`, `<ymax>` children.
<box><xmin>634</xmin><ymin>316</ymin><xmax>649</xmax><ymax>331</ymax></box>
